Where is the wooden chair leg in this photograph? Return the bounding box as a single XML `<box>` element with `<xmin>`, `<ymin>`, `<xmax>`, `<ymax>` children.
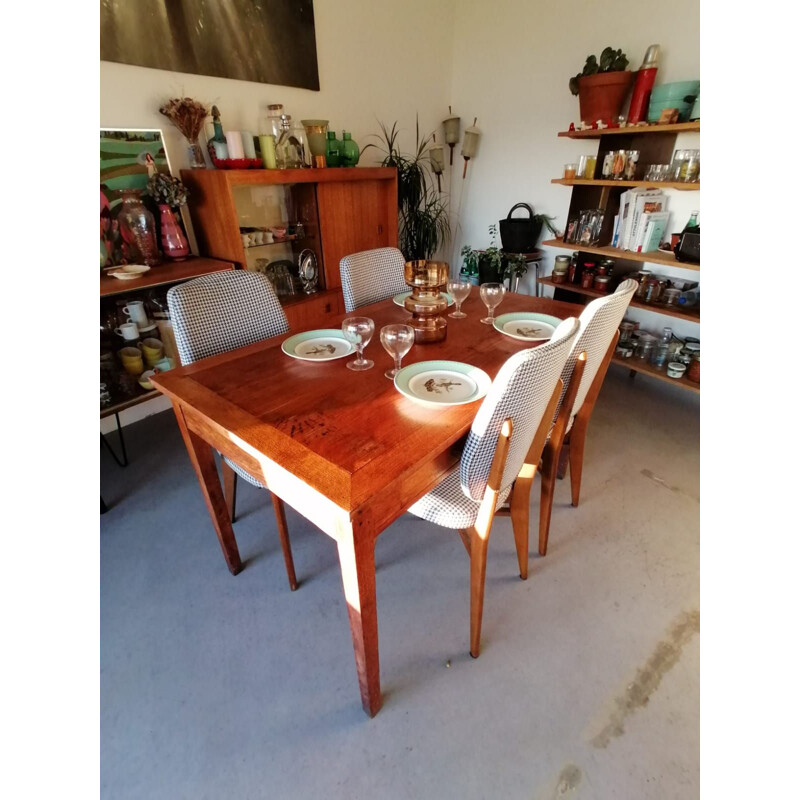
<box><xmin>538</xmin><ymin>444</ymin><xmax>558</xmax><ymax>556</ymax></box>
<box><xmin>221</xmin><ymin>460</ymin><xmax>238</xmax><ymax>523</ymax></box>
<box><xmin>568</xmin><ymin>417</ymin><xmax>589</xmax><ymax>507</ymax></box>
<box><xmin>556</xmin><ymin>438</ymin><xmax>570</xmax><ymax>480</ymax></box>
<box><xmin>270</xmin><ymin>492</ymin><xmax>298</xmax><ymax>591</ymax></box>
<box><xmin>509</xmin><ymin>477</ymin><xmax>533</xmax><ymax>580</ymax></box>
<box><xmin>457</xmin><ymin>528</ymin><xmax>471</xmax><ymax>555</ymax></box>
<box><xmin>468</xmin><ymin>519</ymin><xmax>492</xmax><ymax>658</ymax></box>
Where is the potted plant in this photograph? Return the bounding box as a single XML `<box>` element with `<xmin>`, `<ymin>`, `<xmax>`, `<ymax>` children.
<box><xmin>362</xmin><ymin>119</ymin><xmax>450</xmax><ymax>260</ymax></box>
<box><xmin>146</xmin><ymin>173</ymin><xmax>190</xmax><ymax>260</ymax></box>
<box><xmin>569</xmin><ymin>47</ymin><xmax>632</xmax><ymax>124</ymax></box>
<box><xmin>461</xmin><ymin>225</ymin><xmax>529</xmax><ymax>287</ymax></box>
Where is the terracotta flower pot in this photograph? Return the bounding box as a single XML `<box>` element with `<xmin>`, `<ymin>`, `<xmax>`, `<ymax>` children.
<box><xmin>577</xmin><ymin>71</ymin><xmax>635</xmax><ymax>124</ymax></box>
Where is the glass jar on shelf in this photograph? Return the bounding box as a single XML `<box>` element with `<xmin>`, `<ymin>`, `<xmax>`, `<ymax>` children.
<box><xmin>635</xmin><ymin>334</ymin><xmax>656</xmax><ymax>361</ymax></box>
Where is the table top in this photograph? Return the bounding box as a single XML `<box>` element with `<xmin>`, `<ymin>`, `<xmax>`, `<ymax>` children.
<box><xmin>152</xmin><ymin>293</ymin><xmax>580</xmax><ymax>516</ymax></box>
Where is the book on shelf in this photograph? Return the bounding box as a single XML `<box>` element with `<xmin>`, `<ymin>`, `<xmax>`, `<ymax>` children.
<box><xmin>635</xmin><ymin>211</ymin><xmax>670</xmax><ymax>252</ymax></box>
<box><xmin>620</xmin><ymin>188</ymin><xmax>667</xmax><ymax>251</ymax></box>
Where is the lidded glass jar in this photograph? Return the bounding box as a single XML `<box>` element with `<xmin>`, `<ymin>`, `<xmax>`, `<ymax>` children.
<box><xmin>265</xmin><ymin>104</ymin><xmax>284</xmax><ymax>139</ymax></box>
<box><xmin>117</xmin><ymin>190</ymin><xmax>160</xmax><ymax>266</ymax></box>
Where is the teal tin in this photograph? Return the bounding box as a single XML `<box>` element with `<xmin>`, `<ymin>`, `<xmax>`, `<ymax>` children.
<box><xmin>647</xmin><ymin>80</ymin><xmax>700</xmax><ymax>122</ymax></box>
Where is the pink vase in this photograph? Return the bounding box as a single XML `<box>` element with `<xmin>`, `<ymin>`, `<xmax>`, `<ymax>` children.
<box><xmin>159</xmin><ymin>205</ymin><xmax>190</xmax><ymax>260</ymax></box>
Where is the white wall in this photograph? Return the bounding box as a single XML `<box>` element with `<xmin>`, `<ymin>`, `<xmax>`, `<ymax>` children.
<box><xmin>448</xmin><ymin>0</ymin><xmax>700</xmax><ymax>339</ymax></box>
<box><xmin>100</xmin><ymin>0</ymin><xmax>457</xmax><ymax>432</ymax></box>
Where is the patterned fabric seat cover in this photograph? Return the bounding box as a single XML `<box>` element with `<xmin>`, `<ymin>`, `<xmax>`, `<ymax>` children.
<box><xmin>339</xmin><ymin>247</ymin><xmax>408</xmax><ymax>312</ymax></box>
<box><xmin>409</xmin><ymin>317</ymin><xmax>580</xmax><ymax>529</ymax></box>
<box><xmin>553</xmin><ymin>279</ymin><xmax>637</xmax><ymax>431</ymax></box>
<box><xmin>167</xmin><ymin>270</ymin><xmax>289</xmax><ymax>488</ymax></box>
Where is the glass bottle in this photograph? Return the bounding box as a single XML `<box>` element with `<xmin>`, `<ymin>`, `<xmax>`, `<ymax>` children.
<box><xmin>340</xmin><ymin>131</ymin><xmax>360</xmax><ymax>167</ymax></box>
<box><xmin>325</xmin><ymin>130</ymin><xmax>342</xmax><ymax>167</ymax></box>
<box><xmin>684</xmin><ymin>210</ymin><xmax>699</xmax><ymax>230</ymax></box>
<box><xmin>652</xmin><ymin>327</ymin><xmax>672</xmax><ymax>369</ymax></box>
<box><xmin>117</xmin><ymin>190</ymin><xmax>160</xmax><ymax>266</ymax></box>
<box><xmin>207</xmin><ymin>105</ymin><xmax>228</xmax><ymax>161</ymax></box>
<box><xmin>277</xmin><ymin>114</ymin><xmax>302</xmax><ymax>169</ymax></box>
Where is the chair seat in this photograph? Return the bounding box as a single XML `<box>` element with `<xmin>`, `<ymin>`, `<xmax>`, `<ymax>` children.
<box><xmin>408</xmin><ymin>468</ymin><xmax>512</xmax><ymax>530</ymax></box>
<box><xmin>223</xmin><ymin>456</ymin><xmax>266</xmax><ymax>489</ymax></box>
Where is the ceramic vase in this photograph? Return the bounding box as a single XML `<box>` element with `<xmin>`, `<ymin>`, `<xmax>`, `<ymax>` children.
<box><xmin>158</xmin><ymin>205</ymin><xmax>190</xmax><ymax>260</ymax></box>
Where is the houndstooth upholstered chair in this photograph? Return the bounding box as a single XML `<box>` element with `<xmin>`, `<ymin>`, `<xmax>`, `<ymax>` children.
<box><xmin>407</xmin><ymin>316</ymin><xmax>580</xmax><ymax>657</ymax></box>
<box><xmin>339</xmin><ymin>247</ymin><xmax>408</xmax><ymax>312</ymax></box>
<box><xmin>167</xmin><ymin>270</ymin><xmax>298</xmax><ymax>590</ymax></box>
<box><xmin>532</xmin><ymin>278</ymin><xmax>638</xmax><ymax>564</ymax></box>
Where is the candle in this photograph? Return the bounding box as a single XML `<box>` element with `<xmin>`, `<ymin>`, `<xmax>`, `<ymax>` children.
<box><xmin>240</xmin><ymin>130</ymin><xmax>256</xmax><ymax>159</ymax></box>
<box><xmin>225</xmin><ymin>131</ymin><xmax>244</xmax><ymax>160</ymax></box>
<box><xmin>259</xmin><ymin>134</ymin><xmax>277</xmax><ymax>169</ymax></box>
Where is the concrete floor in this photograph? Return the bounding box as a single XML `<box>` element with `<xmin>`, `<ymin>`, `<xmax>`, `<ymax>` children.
<box><xmin>101</xmin><ymin>365</ymin><xmax>699</xmax><ymax>799</ymax></box>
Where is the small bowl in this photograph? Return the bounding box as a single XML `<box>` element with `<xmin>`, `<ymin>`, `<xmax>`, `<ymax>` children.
<box><xmin>139</xmin><ymin>369</ymin><xmax>157</xmax><ymax>390</ymax></box>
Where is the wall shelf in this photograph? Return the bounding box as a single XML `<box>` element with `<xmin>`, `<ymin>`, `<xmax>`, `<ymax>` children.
<box><xmin>558</xmin><ymin>121</ymin><xmax>700</xmax><ymax>139</ymax></box>
<box><xmin>100</xmin><ymin>256</ymin><xmax>234</xmax><ymax>297</ymax></box>
<box><xmin>612</xmin><ymin>356</ymin><xmax>700</xmax><ymax>394</ymax></box>
<box><xmin>537</xmin><ymin>277</ymin><xmax>699</xmax><ymax>322</ymax></box>
<box><xmin>552</xmin><ymin>178</ymin><xmax>699</xmax><ymax>191</ymax></box>
<box><xmin>541</xmin><ymin>239</ymin><xmax>699</xmax><ymax>271</ymax></box>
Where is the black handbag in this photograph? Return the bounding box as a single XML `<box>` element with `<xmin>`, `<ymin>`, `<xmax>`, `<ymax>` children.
<box><xmin>499</xmin><ymin>203</ymin><xmax>542</xmax><ymax>254</ymax></box>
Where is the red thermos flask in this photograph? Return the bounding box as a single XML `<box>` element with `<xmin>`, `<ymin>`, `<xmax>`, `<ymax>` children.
<box><xmin>627</xmin><ymin>44</ymin><xmax>660</xmax><ymax>125</ymax></box>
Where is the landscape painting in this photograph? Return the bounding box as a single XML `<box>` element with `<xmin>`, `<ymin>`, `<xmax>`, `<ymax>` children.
<box><xmin>100</xmin><ymin>0</ymin><xmax>320</xmax><ymax>91</ymax></box>
<box><xmin>100</xmin><ymin>129</ymin><xmax>172</xmax><ymax>268</ymax></box>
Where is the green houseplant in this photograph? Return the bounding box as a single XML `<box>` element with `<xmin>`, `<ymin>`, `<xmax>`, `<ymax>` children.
<box><xmin>569</xmin><ymin>46</ymin><xmax>632</xmax><ymax>124</ymax></box>
<box><xmin>362</xmin><ymin>119</ymin><xmax>450</xmax><ymax>261</ymax></box>
<box><xmin>461</xmin><ymin>225</ymin><xmax>530</xmax><ymax>286</ymax></box>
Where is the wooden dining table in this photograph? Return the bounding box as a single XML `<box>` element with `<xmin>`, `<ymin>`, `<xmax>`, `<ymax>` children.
<box><xmin>152</xmin><ymin>291</ymin><xmax>579</xmax><ymax>717</ymax></box>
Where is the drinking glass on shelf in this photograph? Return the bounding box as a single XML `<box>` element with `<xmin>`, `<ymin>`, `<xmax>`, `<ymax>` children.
<box><xmin>342</xmin><ymin>316</ymin><xmax>375</xmax><ymax>371</ymax></box>
<box><xmin>447</xmin><ymin>279</ymin><xmax>472</xmax><ymax>318</ymax></box>
<box><xmin>380</xmin><ymin>323</ymin><xmax>415</xmax><ymax>379</ymax></box>
<box><xmin>479</xmin><ymin>282</ymin><xmax>505</xmax><ymax>324</ymax></box>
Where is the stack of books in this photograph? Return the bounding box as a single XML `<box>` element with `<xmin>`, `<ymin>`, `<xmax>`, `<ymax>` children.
<box><xmin>611</xmin><ymin>189</ymin><xmax>670</xmax><ymax>253</ymax></box>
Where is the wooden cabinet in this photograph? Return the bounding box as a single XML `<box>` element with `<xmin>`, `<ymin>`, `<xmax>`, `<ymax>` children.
<box><xmin>181</xmin><ymin>167</ymin><xmax>398</xmax><ymax>327</ymax></box>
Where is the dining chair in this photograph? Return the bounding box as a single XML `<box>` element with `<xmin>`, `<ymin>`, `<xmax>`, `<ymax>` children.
<box><xmin>535</xmin><ymin>278</ymin><xmax>638</xmax><ymax>560</ymax></box>
<box><xmin>339</xmin><ymin>247</ymin><xmax>408</xmax><ymax>312</ymax></box>
<box><xmin>167</xmin><ymin>270</ymin><xmax>298</xmax><ymax>590</ymax></box>
<box><xmin>407</xmin><ymin>317</ymin><xmax>580</xmax><ymax>657</ymax></box>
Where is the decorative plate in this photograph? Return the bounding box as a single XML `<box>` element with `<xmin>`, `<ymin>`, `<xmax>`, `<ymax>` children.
<box><xmin>394</xmin><ymin>360</ymin><xmax>491</xmax><ymax>407</ymax></box>
<box><xmin>281</xmin><ymin>329</ymin><xmax>355</xmax><ymax>361</ymax></box>
<box><xmin>106</xmin><ymin>264</ymin><xmax>151</xmax><ymax>280</ymax></box>
<box><xmin>393</xmin><ymin>291</ymin><xmax>455</xmax><ymax>308</ymax></box>
<box><xmin>492</xmin><ymin>312</ymin><xmax>562</xmax><ymax>342</ymax></box>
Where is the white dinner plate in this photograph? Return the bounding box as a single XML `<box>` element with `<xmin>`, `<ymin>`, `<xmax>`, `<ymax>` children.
<box><xmin>394</xmin><ymin>360</ymin><xmax>491</xmax><ymax>407</ymax></box>
<box><xmin>281</xmin><ymin>329</ymin><xmax>355</xmax><ymax>361</ymax></box>
<box><xmin>393</xmin><ymin>291</ymin><xmax>455</xmax><ymax>308</ymax></box>
<box><xmin>492</xmin><ymin>312</ymin><xmax>562</xmax><ymax>342</ymax></box>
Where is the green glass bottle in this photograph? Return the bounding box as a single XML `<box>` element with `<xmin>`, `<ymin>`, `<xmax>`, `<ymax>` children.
<box><xmin>207</xmin><ymin>105</ymin><xmax>228</xmax><ymax>161</ymax></box>
<box><xmin>340</xmin><ymin>131</ymin><xmax>360</xmax><ymax>167</ymax></box>
<box><xmin>325</xmin><ymin>131</ymin><xmax>342</xmax><ymax>167</ymax></box>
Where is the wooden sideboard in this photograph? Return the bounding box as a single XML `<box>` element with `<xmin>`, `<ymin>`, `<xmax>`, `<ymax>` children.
<box><xmin>180</xmin><ymin>167</ymin><xmax>399</xmax><ymax>328</ymax></box>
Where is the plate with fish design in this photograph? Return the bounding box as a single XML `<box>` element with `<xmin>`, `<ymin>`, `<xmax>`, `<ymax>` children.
<box><xmin>394</xmin><ymin>360</ymin><xmax>491</xmax><ymax>407</ymax></box>
<box><xmin>281</xmin><ymin>329</ymin><xmax>355</xmax><ymax>361</ymax></box>
<box><xmin>492</xmin><ymin>312</ymin><xmax>562</xmax><ymax>342</ymax></box>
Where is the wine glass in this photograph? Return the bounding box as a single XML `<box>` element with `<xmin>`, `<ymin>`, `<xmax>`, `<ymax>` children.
<box><xmin>479</xmin><ymin>282</ymin><xmax>505</xmax><ymax>324</ymax></box>
<box><xmin>380</xmin><ymin>323</ymin><xmax>415</xmax><ymax>379</ymax></box>
<box><xmin>447</xmin><ymin>279</ymin><xmax>472</xmax><ymax>319</ymax></box>
<box><xmin>342</xmin><ymin>316</ymin><xmax>375</xmax><ymax>371</ymax></box>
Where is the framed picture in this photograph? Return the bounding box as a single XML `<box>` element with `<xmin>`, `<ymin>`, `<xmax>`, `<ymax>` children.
<box><xmin>100</xmin><ymin>128</ymin><xmax>174</xmax><ymax>268</ymax></box>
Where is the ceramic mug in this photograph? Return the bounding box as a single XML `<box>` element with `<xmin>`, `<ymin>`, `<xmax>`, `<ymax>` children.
<box><xmin>123</xmin><ymin>300</ymin><xmax>148</xmax><ymax>327</ymax></box>
<box><xmin>140</xmin><ymin>337</ymin><xmax>164</xmax><ymax>366</ymax></box>
<box><xmin>114</xmin><ymin>322</ymin><xmax>140</xmax><ymax>341</ymax></box>
<box><xmin>119</xmin><ymin>346</ymin><xmax>144</xmax><ymax>375</ymax></box>
<box><xmin>153</xmin><ymin>357</ymin><xmax>172</xmax><ymax>372</ymax></box>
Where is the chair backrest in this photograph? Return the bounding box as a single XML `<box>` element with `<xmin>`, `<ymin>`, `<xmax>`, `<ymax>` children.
<box><xmin>460</xmin><ymin>317</ymin><xmax>580</xmax><ymax>501</ymax></box>
<box><xmin>340</xmin><ymin>247</ymin><xmax>407</xmax><ymax>312</ymax></box>
<box><xmin>167</xmin><ymin>270</ymin><xmax>289</xmax><ymax>365</ymax></box>
<box><xmin>556</xmin><ymin>278</ymin><xmax>637</xmax><ymax>424</ymax></box>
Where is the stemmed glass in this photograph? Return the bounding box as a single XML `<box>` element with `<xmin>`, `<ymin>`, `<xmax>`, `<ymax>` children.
<box><xmin>342</xmin><ymin>316</ymin><xmax>375</xmax><ymax>371</ymax></box>
<box><xmin>447</xmin><ymin>279</ymin><xmax>472</xmax><ymax>319</ymax></box>
<box><xmin>479</xmin><ymin>282</ymin><xmax>505</xmax><ymax>324</ymax></box>
<box><xmin>380</xmin><ymin>323</ymin><xmax>415</xmax><ymax>379</ymax></box>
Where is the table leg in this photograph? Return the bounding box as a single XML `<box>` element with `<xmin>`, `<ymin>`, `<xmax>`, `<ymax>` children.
<box><xmin>336</xmin><ymin>525</ymin><xmax>381</xmax><ymax>717</ymax></box>
<box><xmin>172</xmin><ymin>402</ymin><xmax>243</xmax><ymax>576</ymax></box>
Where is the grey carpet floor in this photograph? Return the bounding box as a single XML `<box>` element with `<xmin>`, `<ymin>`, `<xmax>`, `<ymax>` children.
<box><xmin>101</xmin><ymin>366</ymin><xmax>700</xmax><ymax>800</ymax></box>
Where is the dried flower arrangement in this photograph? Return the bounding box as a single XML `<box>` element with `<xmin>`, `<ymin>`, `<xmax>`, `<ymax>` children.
<box><xmin>159</xmin><ymin>97</ymin><xmax>208</xmax><ymax>142</ymax></box>
<box><xmin>146</xmin><ymin>173</ymin><xmax>188</xmax><ymax>208</ymax></box>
